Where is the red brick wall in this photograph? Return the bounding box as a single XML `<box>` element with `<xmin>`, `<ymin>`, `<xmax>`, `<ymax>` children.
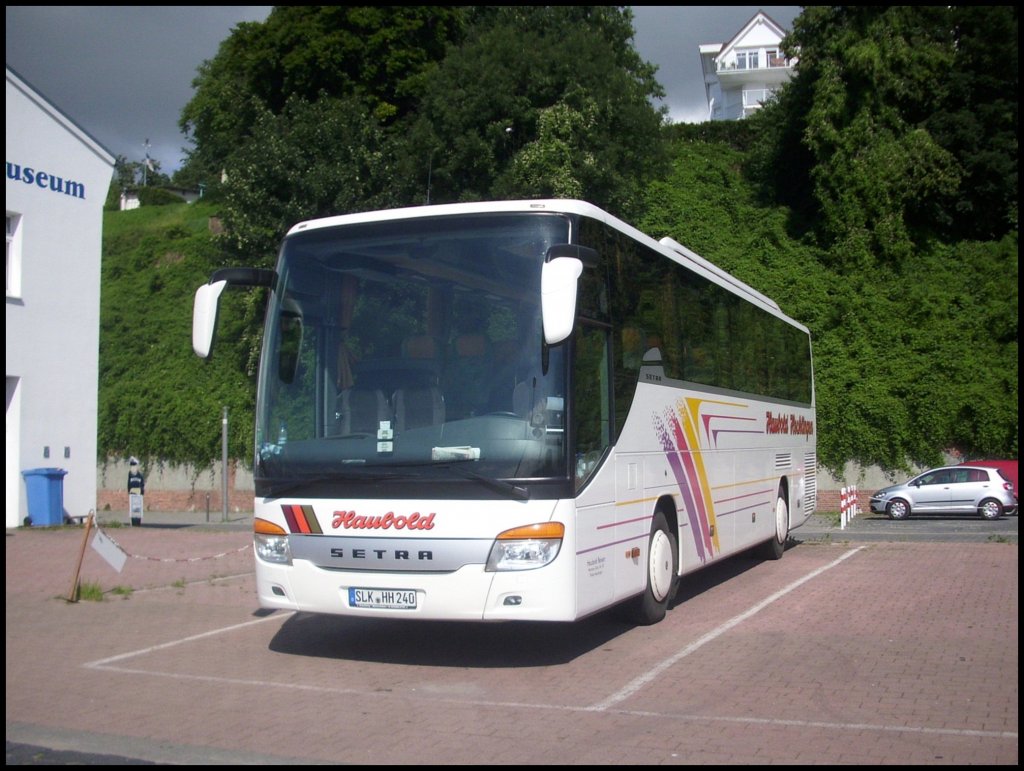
<box><xmin>817</xmin><ymin>489</ymin><xmax>864</xmax><ymax>513</ymax></box>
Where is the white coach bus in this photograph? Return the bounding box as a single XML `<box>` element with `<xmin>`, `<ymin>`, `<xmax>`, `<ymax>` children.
<box><xmin>193</xmin><ymin>200</ymin><xmax>816</xmax><ymax>624</ymax></box>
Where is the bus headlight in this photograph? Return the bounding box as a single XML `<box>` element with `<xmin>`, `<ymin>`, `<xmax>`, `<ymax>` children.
<box><xmin>486</xmin><ymin>522</ymin><xmax>564</xmax><ymax>571</ymax></box>
<box><xmin>254</xmin><ymin>518</ymin><xmax>292</xmax><ymax>565</ymax></box>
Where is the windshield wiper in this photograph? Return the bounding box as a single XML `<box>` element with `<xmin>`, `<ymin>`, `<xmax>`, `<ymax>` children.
<box><xmin>259</xmin><ymin>472</ymin><xmax>390</xmax><ymax>499</ymax></box>
<box><xmin>432</xmin><ymin>462</ymin><xmax>530</xmax><ymax>501</ymax></box>
<box><xmin>259</xmin><ymin>461</ymin><xmax>530</xmax><ymax>501</ymax></box>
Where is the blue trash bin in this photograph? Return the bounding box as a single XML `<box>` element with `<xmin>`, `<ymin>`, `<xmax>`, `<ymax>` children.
<box><xmin>21</xmin><ymin>468</ymin><xmax>68</xmax><ymax>526</ymax></box>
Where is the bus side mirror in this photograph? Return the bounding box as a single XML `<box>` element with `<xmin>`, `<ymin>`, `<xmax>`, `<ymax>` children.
<box><xmin>541</xmin><ymin>244</ymin><xmax>596</xmax><ymax>345</ymax></box>
<box><xmin>541</xmin><ymin>257</ymin><xmax>583</xmax><ymax>345</ymax></box>
<box><xmin>192</xmin><ymin>280</ymin><xmax>227</xmax><ymax>358</ymax></box>
<box><xmin>192</xmin><ymin>268</ymin><xmax>276</xmax><ymax>358</ymax></box>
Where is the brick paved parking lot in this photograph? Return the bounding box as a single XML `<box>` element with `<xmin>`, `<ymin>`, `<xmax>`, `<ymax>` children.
<box><xmin>5</xmin><ymin>517</ymin><xmax>1018</xmax><ymax>765</ymax></box>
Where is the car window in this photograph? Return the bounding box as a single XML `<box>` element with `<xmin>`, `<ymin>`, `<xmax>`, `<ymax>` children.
<box><xmin>920</xmin><ymin>470</ymin><xmax>952</xmax><ymax>485</ymax></box>
<box><xmin>967</xmin><ymin>468</ymin><xmax>987</xmax><ymax>482</ymax></box>
<box><xmin>950</xmin><ymin>469</ymin><xmax>970</xmax><ymax>483</ymax></box>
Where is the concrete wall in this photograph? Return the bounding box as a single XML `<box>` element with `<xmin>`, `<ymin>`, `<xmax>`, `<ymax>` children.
<box><xmin>96</xmin><ymin>459</ymin><xmax>254</xmax><ymax>518</ymax></box>
<box><xmin>95</xmin><ymin>459</ymin><xmax>958</xmax><ymax>516</ymax></box>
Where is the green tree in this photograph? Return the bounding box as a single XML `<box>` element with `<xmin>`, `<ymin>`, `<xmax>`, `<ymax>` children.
<box><xmin>751</xmin><ymin>7</ymin><xmax>962</xmax><ymax>269</ymax></box>
<box><xmin>178</xmin><ymin>7</ymin><xmax>464</xmax><ymax>183</ymax></box>
<box><xmin>189</xmin><ymin>5</ymin><xmax>669</xmax><ymax>257</ymax></box>
<box><xmin>405</xmin><ymin>5</ymin><xmax>668</xmax><ymax>220</ymax></box>
<box><xmin>104</xmin><ymin>155</ymin><xmax>172</xmax><ymax>209</ymax></box>
<box><xmin>218</xmin><ymin>94</ymin><xmax>400</xmax><ymax>261</ymax></box>
<box><xmin>926</xmin><ymin>5</ymin><xmax>1018</xmax><ymax>240</ymax></box>
<box><xmin>749</xmin><ymin>6</ymin><xmax>1017</xmax><ymax>264</ymax></box>
<box><xmin>505</xmin><ymin>101</ymin><xmax>600</xmax><ymax>199</ymax></box>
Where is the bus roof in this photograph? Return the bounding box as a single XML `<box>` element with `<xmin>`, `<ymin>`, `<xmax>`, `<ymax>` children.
<box><xmin>285</xmin><ymin>199</ymin><xmax>609</xmax><ymax>235</ymax></box>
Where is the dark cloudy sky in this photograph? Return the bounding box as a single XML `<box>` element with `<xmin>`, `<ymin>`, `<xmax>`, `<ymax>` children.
<box><xmin>6</xmin><ymin>6</ymin><xmax>800</xmax><ymax>174</ymax></box>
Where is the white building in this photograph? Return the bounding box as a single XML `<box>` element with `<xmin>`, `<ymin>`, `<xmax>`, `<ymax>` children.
<box><xmin>6</xmin><ymin>66</ymin><xmax>115</xmax><ymax>528</ymax></box>
<box><xmin>699</xmin><ymin>11</ymin><xmax>797</xmax><ymax>121</ymax></box>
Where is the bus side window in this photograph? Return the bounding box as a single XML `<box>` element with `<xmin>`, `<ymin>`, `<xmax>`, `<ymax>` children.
<box><xmin>621</xmin><ymin>326</ymin><xmax>644</xmax><ymax>370</ymax></box>
<box><xmin>574</xmin><ymin>323</ymin><xmax>611</xmax><ymax>487</ymax></box>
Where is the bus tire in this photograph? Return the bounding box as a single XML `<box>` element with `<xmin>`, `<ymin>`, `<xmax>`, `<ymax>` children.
<box><xmin>760</xmin><ymin>490</ymin><xmax>789</xmax><ymax>560</ymax></box>
<box><xmin>625</xmin><ymin>510</ymin><xmax>679</xmax><ymax>625</ymax></box>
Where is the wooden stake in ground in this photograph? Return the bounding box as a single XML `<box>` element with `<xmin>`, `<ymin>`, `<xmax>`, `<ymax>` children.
<box><xmin>67</xmin><ymin>511</ymin><xmax>94</xmax><ymax>603</ymax></box>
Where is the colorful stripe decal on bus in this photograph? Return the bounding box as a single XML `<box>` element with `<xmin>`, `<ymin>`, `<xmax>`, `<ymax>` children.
<box><xmin>281</xmin><ymin>504</ymin><xmax>323</xmax><ymax>534</ymax></box>
<box><xmin>655</xmin><ymin>397</ymin><xmax>756</xmax><ymax>562</ymax></box>
<box><xmin>655</xmin><ymin>413</ymin><xmax>708</xmax><ymax>562</ymax></box>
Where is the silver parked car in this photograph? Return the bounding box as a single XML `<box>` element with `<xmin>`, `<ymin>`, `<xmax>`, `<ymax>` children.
<box><xmin>870</xmin><ymin>465</ymin><xmax>1018</xmax><ymax>520</ymax></box>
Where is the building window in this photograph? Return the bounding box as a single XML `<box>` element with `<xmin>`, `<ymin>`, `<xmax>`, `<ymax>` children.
<box><xmin>736</xmin><ymin>50</ymin><xmax>760</xmax><ymax>70</ymax></box>
<box><xmin>6</xmin><ymin>212</ymin><xmax>22</xmax><ymax>298</ymax></box>
<box><xmin>743</xmin><ymin>87</ymin><xmax>778</xmax><ymax>109</ymax></box>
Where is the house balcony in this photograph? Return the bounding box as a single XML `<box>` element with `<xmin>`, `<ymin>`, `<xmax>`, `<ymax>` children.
<box><xmin>717</xmin><ymin>55</ymin><xmax>793</xmax><ymax>73</ymax></box>
<box><xmin>717</xmin><ymin>57</ymin><xmax>794</xmax><ymax>88</ymax></box>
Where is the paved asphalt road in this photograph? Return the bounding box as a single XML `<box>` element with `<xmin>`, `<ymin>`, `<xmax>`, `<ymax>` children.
<box><xmin>6</xmin><ymin>509</ymin><xmax>1017</xmax><ymax>765</ymax></box>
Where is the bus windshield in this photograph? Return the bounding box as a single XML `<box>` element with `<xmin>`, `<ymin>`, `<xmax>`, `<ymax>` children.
<box><xmin>254</xmin><ymin>212</ymin><xmax>571</xmax><ymax>495</ymax></box>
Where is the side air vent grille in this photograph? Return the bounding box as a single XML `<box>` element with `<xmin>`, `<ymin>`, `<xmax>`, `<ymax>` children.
<box><xmin>804</xmin><ymin>452</ymin><xmax>818</xmax><ymax>514</ymax></box>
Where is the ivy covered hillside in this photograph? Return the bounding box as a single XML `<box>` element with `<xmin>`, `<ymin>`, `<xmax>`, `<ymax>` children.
<box><xmin>98</xmin><ymin>7</ymin><xmax>1017</xmax><ymax>478</ymax></box>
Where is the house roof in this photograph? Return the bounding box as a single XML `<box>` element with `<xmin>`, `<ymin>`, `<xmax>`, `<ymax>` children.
<box><xmin>718</xmin><ymin>11</ymin><xmax>789</xmax><ymax>59</ymax></box>
<box><xmin>6</xmin><ymin>64</ymin><xmax>116</xmax><ymax>166</ymax></box>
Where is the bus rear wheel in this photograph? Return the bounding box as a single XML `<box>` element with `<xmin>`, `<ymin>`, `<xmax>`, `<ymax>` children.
<box><xmin>759</xmin><ymin>491</ymin><xmax>789</xmax><ymax>560</ymax></box>
<box><xmin>625</xmin><ymin>510</ymin><xmax>679</xmax><ymax>625</ymax></box>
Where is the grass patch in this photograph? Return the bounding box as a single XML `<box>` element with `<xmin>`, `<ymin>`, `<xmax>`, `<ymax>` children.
<box><xmin>818</xmin><ymin>510</ymin><xmax>842</xmax><ymax>527</ymax></box>
<box><xmin>76</xmin><ymin>581</ymin><xmax>105</xmax><ymax>602</ymax></box>
<box><xmin>73</xmin><ymin>581</ymin><xmax>134</xmax><ymax>601</ymax></box>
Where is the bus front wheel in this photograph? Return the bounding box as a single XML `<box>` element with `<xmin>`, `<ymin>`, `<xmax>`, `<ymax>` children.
<box><xmin>625</xmin><ymin>510</ymin><xmax>679</xmax><ymax>625</ymax></box>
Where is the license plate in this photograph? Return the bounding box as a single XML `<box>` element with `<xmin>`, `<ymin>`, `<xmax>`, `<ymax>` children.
<box><xmin>349</xmin><ymin>587</ymin><xmax>417</xmax><ymax>610</ymax></box>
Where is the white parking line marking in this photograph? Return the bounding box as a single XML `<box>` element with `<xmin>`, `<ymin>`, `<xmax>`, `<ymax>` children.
<box><xmin>587</xmin><ymin>547</ymin><xmax>865</xmax><ymax>712</ymax></box>
<box><xmin>84</xmin><ymin>613</ymin><xmax>287</xmax><ymax>669</ymax></box>
<box><xmin>80</xmin><ymin>546</ymin><xmax>1016</xmax><ymax>743</ymax></box>
<box><xmin>82</xmin><ymin>667</ymin><xmax>1018</xmax><ymax>742</ymax></box>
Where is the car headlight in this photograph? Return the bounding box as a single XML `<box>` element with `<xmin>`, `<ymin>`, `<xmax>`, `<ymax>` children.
<box><xmin>254</xmin><ymin>518</ymin><xmax>292</xmax><ymax>565</ymax></box>
<box><xmin>486</xmin><ymin>522</ymin><xmax>564</xmax><ymax>571</ymax></box>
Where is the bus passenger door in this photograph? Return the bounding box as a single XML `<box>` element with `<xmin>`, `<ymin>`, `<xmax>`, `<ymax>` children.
<box><xmin>614</xmin><ymin>454</ymin><xmax>646</xmax><ymax>603</ymax></box>
<box><xmin>572</xmin><ymin>323</ymin><xmax>619</xmax><ymax>616</ymax></box>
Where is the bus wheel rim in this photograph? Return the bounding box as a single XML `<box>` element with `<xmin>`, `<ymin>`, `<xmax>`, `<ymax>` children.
<box><xmin>649</xmin><ymin>530</ymin><xmax>674</xmax><ymax>602</ymax></box>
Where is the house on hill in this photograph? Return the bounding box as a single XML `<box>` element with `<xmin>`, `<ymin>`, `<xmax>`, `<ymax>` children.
<box><xmin>699</xmin><ymin>11</ymin><xmax>797</xmax><ymax>121</ymax></box>
<box><xmin>119</xmin><ymin>186</ymin><xmax>202</xmax><ymax>211</ymax></box>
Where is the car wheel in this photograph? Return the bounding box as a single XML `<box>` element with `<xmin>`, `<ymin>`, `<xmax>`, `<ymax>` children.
<box><xmin>979</xmin><ymin>499</ymin><xmax>1004</xmax><ymax>520</ymax></box>
<box><xmin>623</xmin><ymin>510</ymin><xmax>678</xmax><ymax>625</ymax></box>
<box><xmin>886</xmin><ymin>498</ymin><xmax>910</xmax><ymax>520</ymax></box>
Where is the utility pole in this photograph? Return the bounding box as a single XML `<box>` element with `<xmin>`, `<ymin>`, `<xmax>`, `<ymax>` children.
<box><xmin>222</xmin><ymin>406</ymin><xmax>229</xmax><ymax>522</ymax></box>
<box><xmin>142</xmin><ymin>138</ymin><xmax>152</xmax><ymax>186</ymax></box>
